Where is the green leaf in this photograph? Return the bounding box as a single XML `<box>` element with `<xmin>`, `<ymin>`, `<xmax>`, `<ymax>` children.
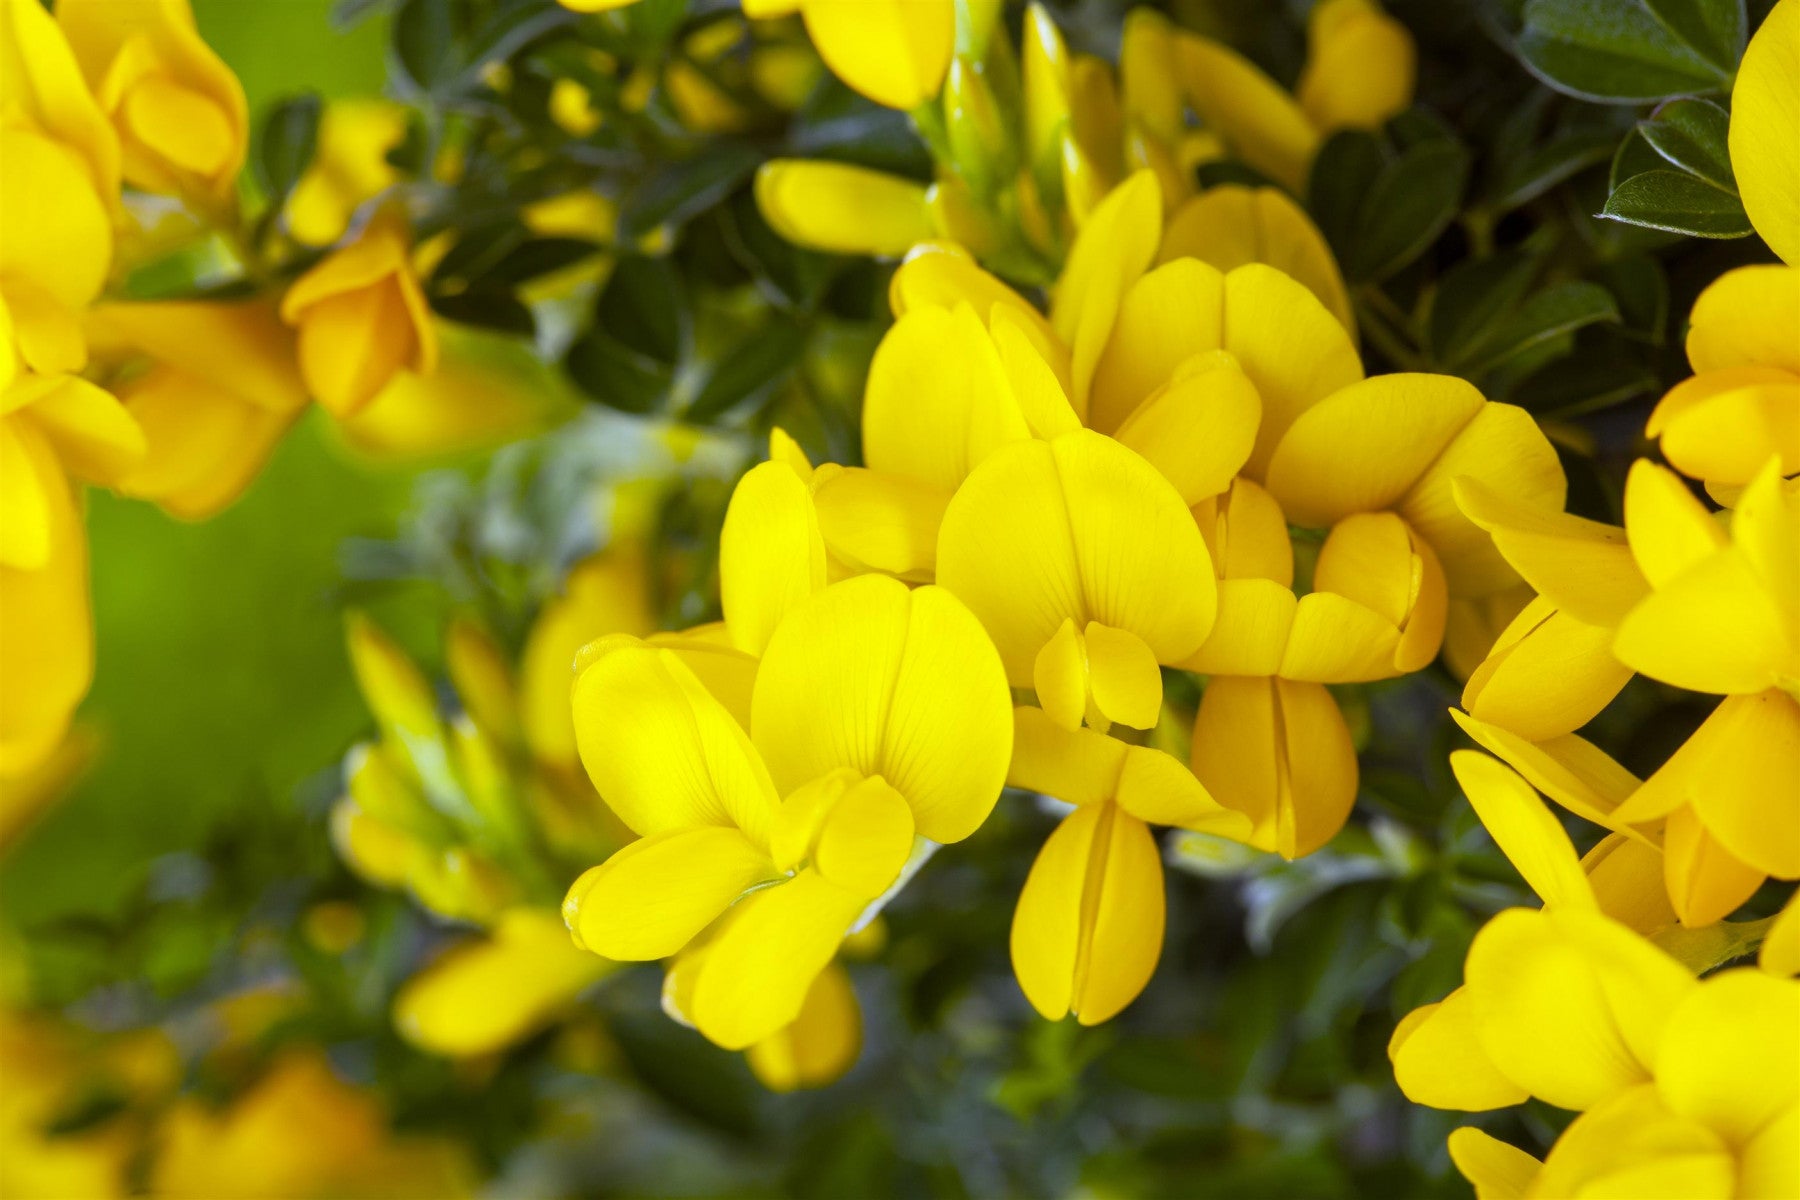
<box><xmin>1487</xmin><ymin>129</ymin><xmax>1617</xmax><ymax>211</ymax></box>
<box><xmin>1460</xmin><ymin>280</ymin><xmax>1622</xmax><ymax>374</ymax></box>
<box><xmin>1609</xmin><ymin>126</ymin><xmax>1671</xmax><ymax>191</ymax></box>
<box><xmin>1511</xmin><ymin>332</ymin><xmax>1659</xmax><ymax>413</ymax></box>
<box><xmin>685</xmin><ymin>318</ymin><xmax>810</xmax><ymax>423</ymax></box>
<box><xmin>1345</xmin><ymin>140</ymin><xmax>1471</xmax><ymax>281</ymax></box>
<box><xmin>253</xmin><ymin>92</ymin><xmax>322</xmax><ymax>205</ymax></box>
<box><xmin>1637</xmin><ymin>96</ymin><xmax>1736</xmax><ymax>192</ymax></box>
<box><xmin>563</xmin><ymin>331</ymin><xmax>672</xmax><ymax>414</ymax></box>
<box><xmin>1601</xmin><ymin>168</ymin><xmax>1753</xmax><ymax>236</ymax></box>
<box><xmin>1429</xmin><ymin>250</ymin><xmax>1541</xmax><ymax>366</ymax></box>
<box><xmin>1641</xmin><ymin>0</ymin><xmax>1746</xmax><ymax>72</ymax></box>
<box><xmin>1591</xmin><ymin>253</ymin><xmax>1670</xmax><ymax>337</ymax></box>
<box><xmin>1305</xmin><ymin>129</ymin><xmax>1388</xmax><ymax>257</ymax></box>
<box><xmin>1516</xmin><ymin>0</ymin><xmax>1728</xmax><ymax>102</ymax></box>
<box><xmin>596</xmin><ymin>255</ymin><xmax>686</xmax><ymax>365</ymax></box>
<box><xmin>482</xmin><ymin>237</ymin><xmax>602</xmax><ymax>286</ymax></box>
<box><xmin>430</xmin><ymin>288</ymin><xmax>535</xmax><ymax>336</ymax></box>
<box><xmin>617</xmin><ymin>142</ymin><xmax>762</xmax><ymax>243</ymax></box>
<box><xmin>392</xmin><ymin>0</ymin><xmax>463</xmax><ymax>94</ymax></box>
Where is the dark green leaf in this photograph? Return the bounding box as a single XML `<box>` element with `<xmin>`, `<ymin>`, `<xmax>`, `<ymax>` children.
<box><xmin>1429</xmin><ymin>250</ymin><xmax>1541</xmax><ymax>366</ymax></box>
<box><xmin>1345</xmin><ymin>140</ymin><xmax>1471</xmax><ymax>281</ymax></box>
<box><xmin>1591</xmin><ymin>254</ymin><xmax>1670</xmax><ymax>337</ymax></box>
<box><xmin>1601</xmin><ymin>168</ymin><xmax>1753</xmax><ymax>236</ymax></box>
<box><xmin>1638</xmin><ymin>97</ymin><xmax>1736</xmax><ymax>191</ymax></box>
<box><xmin>1305</xmin><ymin>129</ymin><xmax>1387</xmax><ymax>263</ymax></box>
<box><xmin>717</xmin><ymin>190</ymin><xmax>834</xmax><ymax>313</ymax></box>
<box><xmin>595</xmin><ymin>255</ymin><xmax>687</xmax><ymax>365</ymax></box>
<box><xmin>685</xmin><ymin>319</ymin><xmax>810</xmax><ymax>423</ymax></box>
<box><xmin>1642</xmin><ymin>0</ymin><xmax>1746</xmax><ymax>71</ymax></box>
<box><xmin>1513</xmin><ymin>332</ymin><xmax>1660</xmax><ymax>413</ymax></box>
<box><xmin>1461</xmin><ymin>280</ymin><xmax>1621</xmax><ymax>374</ymax></box>
<box><xmin>617</xmin><ymin>142</ymin><xmax>761</xmax><ymax>243</ymax></box>
<box><xmin>430</xmin><ymin>288</ymin><xmax>535</xmax><ymax>336</ymax></box>
<box><xmin>392</xmin><ymin>0</ymin><xmax>463</xmax><ymax>94</ymax></box>
<box><xmin>1609</xmin><ymin>126</ymin><xmax>1672</xmax><ymax>191</ymax></box>
<box><xmin>563</xmin><ymin>331</ymin><xmax>673</xmax><ymax>414</ymax></box>
<box><xmin>1516</xmin><ymin>0</ymin><xmax>1728</xmax><ymax>102</ymax></box>
<box><xmin>1487</xmin><ymin>130</ymin><xmax>1616</xmax><ymax>211</ymax></box>
<box><xmin>465</xmin><ymin>0</ymin><xmax>572</xmax><ymax>76</ymax></box>
<box><xmin>254</xmin><ymin>93</ymin><xmax>322</xmax><ymax>205</ymax></box>
<box><xmin>622</xmin><ymin>0</ymin><xmax>689</xmax><ymax>52</ymax></box>
<box><xmin>429</xmin><ymin>223</ymin><xmax>526</xmax><ymax>290</ymax></box>
<box><xmin>482</xmin><ymin>237</ymin><xmax>602</xmax><ymax>286</ymax></box>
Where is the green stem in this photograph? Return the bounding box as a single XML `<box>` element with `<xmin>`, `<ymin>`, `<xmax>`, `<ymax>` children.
<box><xmin>1651</xmin><ymin>914</ymin><xmax>1779</xmax><ymax>974</ymax></box>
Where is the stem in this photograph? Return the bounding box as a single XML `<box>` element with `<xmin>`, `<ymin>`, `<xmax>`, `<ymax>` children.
<box><xmin>1355</xmin><ymin>287</ymin><xmax>1424</xmax><ymax>371</ymax></box>
<box><xmin>1651</xmin><ymin>914</ymin><xmax>1778</xmax><ymax>974</ymax></box>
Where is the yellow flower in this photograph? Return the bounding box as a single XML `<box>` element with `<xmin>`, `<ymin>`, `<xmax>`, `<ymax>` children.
<box><xmin>150</xmin><ymin>1052</ymin><xmax>470</xmax><ymax>1198</ymax></box>
<box><xmin>1008</xmin><ymin>707</ymin><xmax>1247</xmax><ymax>1023</ymax></box>
<box><xmin>393</xmin><ymin>908</ymin><xmax>613</xmax><ymax>1058</ymax></box>
<box><xmin>284</xmin><ymin>99</ymin><xmax>407</xmax><ymax>248</ymax></box>
<box><xmin>754</xmin><ymin>160</ymin><xmax>932</xmax><ymax>259</ymax></box>
<box><xmin>562</xmin><ymin>571</ymin><xmax>1012</xmax><ymax>1050</ymax></box>
<box><xmin>83</xmin><ymin>299</ymin><xmax>308</xmax><ymax>519</ymax></box>
<box><xmin>1730</xmin><ymin>0</ymin><xmax>1799</xmax><ymax>269</ymax></box>
<box><xmin>744</xmin><ymin>960</ymin><xmax>861</xmax><ymax>1092</ymax></box>
<box><xmin>1390</xmin><ymin>756</ymin><xmax>1797</xmax><ymax>1200</ymax></box>
<box><xmin>1647</xmin><ymin>266</ymin><xmax>1799</xmax><ymax>495</ymax></box>
<box><xmin>1176</xmin><ymin>0</ymin><xmax>1415</xmax><ymax>192</ymax></box>
<box><xmin>1456</xmin><ymin>460</ymin><xmax>1800</xmax><ymax>925</ymax></box>
<box><xmin>56</xmin><ymin>0</ymin><xmax>247</xmax><ymax>203</ymax></box>
<box><xmin>755</xmin><ymin>0</ymin><xmax>955</xmax><ymax>112</ymax></box>
<box><xmin>280</xmin><ymin>210</ymin><xmax>437</xmax><ymax>418</ymax></box>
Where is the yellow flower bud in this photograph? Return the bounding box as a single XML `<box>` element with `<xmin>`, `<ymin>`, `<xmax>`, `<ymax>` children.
<box><xmin>280</xmin><ymin>212</ymin><xmax>437</xmax><ymax>417</ymax></box>
<box><xmin>57</xmin><ymin>0</ymin><xmax>247</xmax><ymax>202</ymax></box>
<box><xmin>755</xmin><ymin>160</ymin><xmax>930</xmax><ymax>259</ymax></box>
<box><xmin>285</xmin><ymin>100</ymin><xmax>407</xmax><ymax>248</ymax></box>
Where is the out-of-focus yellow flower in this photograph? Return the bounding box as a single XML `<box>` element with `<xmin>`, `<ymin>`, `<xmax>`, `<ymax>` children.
<box><xmin>518</xmin><ymin>547</ymin><xmax>656</xmax><ymax>772</ymax></box>
<box><xmin>281</xmin><ymin>210</ymin><xmax>437</xmax><ymax>418</ymax></box>
<box><xmin>753</xmin><ymin>0</ymin><xmax>953</xmax><ymax>112</ymax></box>
<box><xmin>563</xmin><ymin>570</ymin><xmax>1012</xmax><ymax>1050</ymax></box>
<box><xmin>334</xmin><ymin>321</ymin><xmax>575</xmax><ymax>461</ymax></box>
<box><xmin>1176</xmin><ymin>0</ymin><xmax>1415</xmax><ymax>192</ymax></box>
<box><xmin>0</xmin><ymin>0</ymin><xmax>119</xmax><ymax>204</ymax></box>
<box><xmin>394</xmin><ymin>908</ymin><xmax>613</xmax><ymax>1058</ymax></box>
<box><xmin>1457</xmin><ymin>460</ymin><xmax>1800</xmax><ymax>927</ymax></box>
<box><xmin>150</xmin><ymin>1052</ymin><xmax>470</xmax><ymax>1199</ymax></box>
<box><xmin>84</xmin><ymin>299</ymin><xmax>308</xmax><ymax>519</ymax></box>
<box><xmin>285</xmin><ymin>99</ymin><xmax>407</xmax><ymax>247</ymax></box>
<box><xmin>1008</xmin><ymin>707</ymin><xmax>1247</xmax><ymax>1023</ymax></box>
<box><xmin>1731</xmin><ymin>0</ymin><xmax>1799</xmax><ymax>269</ymax></box>
<box><xmin>755</xmin><ymin>160</ymin><xmax>932</xmax><ymax>259</ymax></box>
<box><xmin>1390</xmin><ymin>754</ymin><xmax>1797</xmax><ymax>1200</ymax></box>
<box><xmin>744</xmin><ymin>960</ymin><xmax>861</xmax><ymax>1091</ymax></box>
<box><xmin>56</xmin><ymin>0</ymin><xmax>247</xmax><ymax>203</ymax></box>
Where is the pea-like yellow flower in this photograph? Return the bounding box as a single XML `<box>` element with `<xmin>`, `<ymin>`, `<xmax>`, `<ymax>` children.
<box><xmin>1456</xmin><ymin>459</ymin><xmax>1800</xmax><ymax>926</ymax></box>
<box><xmin>1730</xmin><ymin>0</ymin><xmax>1799</xmax><ymax>269</ymax></box>
<box><xmin>747</xmin><ymin>0</ymin><xmax>953</xmax><ymax>112</ymax></box>
<box><xmin>1009</xmin><ymin>707</ymin><xmax>1248</xmax><ymax>1023</ymax></box>
<box><xmin>1177</xmin><ymin>0</ymin><xmax>1415</xmax><ymax>192</ymax></box>
<box><xmin>1390</xmin><ymin>756</ymin><xmax>1797</xmax><ymax>1200</ymax></box>
<box><xmin>743</xmin><ymin>960</ymin><xmax>861</xmax><ymax>1092</ymax></box>
<box><xmin>56</xmin><ymin>0</ymin><xmax>247</xmax><ymax>203</ymax></box>
<box><xmin>83</xmin><ymin>299</ymin><xmax>307</xmax><ymax>519</ymax></box>
<box><xmin>285</xmin><ymin>100</ymin><xmax>407</xmax><ymax>248</ymax></box>
<box><xmin>151</xmin><ymin>1052</ymin><xmax>471</xmax><ymax>1198</ymax></box>
<box><xmin>280</xmin><ymin>211</ymin><xmax>437</xmax><ymax>418</ymax></box>
<box><xmin>562</xmin><ymin>571</ymin><xmax>1011</xmax><ymax>1050</ymax></box>
<box><xmin>393</xmin><ymin>908</ymin><xmax>614</xmax><ymax>1058</ymax></box>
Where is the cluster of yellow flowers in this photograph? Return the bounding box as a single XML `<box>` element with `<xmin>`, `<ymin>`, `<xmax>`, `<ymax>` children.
<box><xmin>1386</xmin><ymin>6</ymin><xmax>1800</xmax><ymax>1191</ymax></box>
<box><xmin>1</xmin><ymin>992</ymin><xmax>468</xmax><ymax>1197</ymax></box>
<box><xmin>547</xmin><ymin>0</ymin><xmax>1800</xmax><ymax>1166</ymax></box>
<box><xmin>0</xmin><ymin>0</ymin><xmax>571</xmax><ymax>807</ymax></box>
<box><xmin>751</xmin><ymin>0</ymin><xmax>1409</xmax><ymax>289</ymax></box>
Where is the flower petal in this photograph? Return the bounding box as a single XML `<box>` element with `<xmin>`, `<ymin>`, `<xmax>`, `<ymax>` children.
<box><xmin>1054</xmin><ymin>170</ymin><xmax>1163</xmax><ymax>416</ymax></box>
<box><xmin>1179</xmin><ymin>577</ymin><xmax>1295</xmax><ymax>676</ymax></box>
<box><xmin>1648</xmin><ymin>366</ymin><xmax>1800</xmax><ymax>486</ymax></box>
<box><xmin>1685</xmin><ymin>264</ymin><xmax>1800</xmax><ymax>374</ymax></box>
<box><xmin>1454</xmin><ymin>477</ymin><xmax>1647</xmax><ymax>626</ymax></box>
<box><xmin>800</xmin><ymin>0</ymin><xmax>952</xmax><ymax>111</ymax></box>
<box><xmin>1656</xmin><ymin>968</ymin><xmax>1800</xmax><ymax>1147</ymax></box>
<box><xmin>1450</xmin><ymin>710</ymin><xmax>1644</xmax><ymax>834</ymax></box>
<box><xmin>1089</xmin><ymin>257</ymin><xmax>1226</xmax><ymax>434</ymax></box>
<box><xmin>720</xmin><ymin>461</ymin><xmax>827</xmax><ymax>657</ymax></box>
<box><xmin>1226</xmin><ymin>264</ymin><xmax>1364</xmax><ymax>480</ymax></box>
<box><xmin>754</xmin><ymin>159</ymin><xmax>929</xmax><ymax>257</ymax></box>
<box><xmin>1624</xmin><ymin>459</ymin><xmax>1727</xmax><ymax>589</ymax></box>
<box><xmin>752</xmin><ymin>576</ymin><xmax>1012</xmax><ymax>844</ymax></box>
<box><xmin>1296</xmin><ymin>0</ymin><xmax>1416</xmax><ymax>133</ymax></box>
<box><xmin>1172</xmin><ymin>32</ymin><xmax>1318</xmax><ymax>192</ymax></box>
<box><xmin>571</xmin><ymin>639</ymin><xmax>780</xmax><ymax>845</ymax></box>
<box><xmin>863</xmin><ymin>303</ymin><xmax>1030</xmax><ymax>491</ymax></box>
<box><xmin>1445</xmin><ymin>1127</ymin><xmax>1541</xmax><ymax>1200</ymax></box>
<box><xmin>809</xmin><ymin>465</ymin><xmax>951</xmax><ymax>582</ymax></box>
<box><xmin>1451</xmin><ymin>749</ymin><xmax>1596</xmax><ymax>909</ymax></box>
<box><xmin>746</xmin><ymin>960</ymin><xmax>862</xmax><ymax>1092</ymax></box>
<box><xmin>1160</xmin><ymin>185</ymin><xmax>1354</xmax><ymax>333</ymax></box>
<box><xmin>1389</xmin><ymin>989</ymin><xmax>1529</xmax><ymax>1111</ymax></box>
<box><xmin>1729</xmin><ymin>0</ymin><xmax>1800</xmax><ymax>266</ymax></box>
<box><xmin>689</xmin><ymin>869</ymin><xmax>869</xmax><ymax>1050</ymax></box>
<box><xmin>1112</xmin><ymin>351</ymin><xmax>1262</xmax><ymax>505</ymax></box>
<box><xmin>1264</xmin><ymin>373</ymin><xmax>1483</xmax><ymax>528</ymax></box>
<box><xmin>562</xmin><ymin>826</ymin><xmax>778</xmax><ymax>959</ymax></box>
<box><xmin>1278</xmin><ymin>592</ymin><xmax>1401</xmax><ymax>682</ymax></box>
<box><xmin>1461</xmin><ymin>598</ymin><xmax>1634</xmax><ymax>741</ymax></box>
